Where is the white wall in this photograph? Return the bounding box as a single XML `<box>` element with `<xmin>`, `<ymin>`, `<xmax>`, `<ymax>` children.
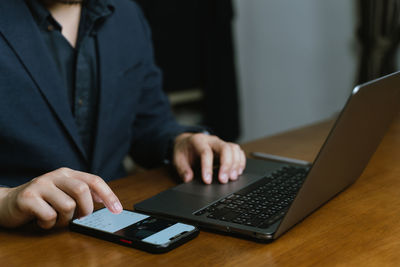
<box><xmin>233</xmin><ymin>0</ymin><xmax>358</xmax><ymax>142</ymax></box>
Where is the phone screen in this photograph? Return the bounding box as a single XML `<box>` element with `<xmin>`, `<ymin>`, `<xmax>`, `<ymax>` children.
<box><xmin>72</xmin><ymin>209</ymin><xmax>196</xmax><ymax>246</ymax></box>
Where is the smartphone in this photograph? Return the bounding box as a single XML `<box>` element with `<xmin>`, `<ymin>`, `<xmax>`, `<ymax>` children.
<box><xmin>70</xmin><ymin>208</ymin><xmax>199</xmax><ymax>253</ymax></box>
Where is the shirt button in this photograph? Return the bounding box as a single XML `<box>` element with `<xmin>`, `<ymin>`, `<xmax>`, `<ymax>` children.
<box><xmin>47</xmin><ymin>25</ymin><xmax>55</xmax><ymax>31</ymax></box>
<box><xmin>78</xmin><ymin>99</ymin><xmax>83</xmax><ymax>106</ymax></box>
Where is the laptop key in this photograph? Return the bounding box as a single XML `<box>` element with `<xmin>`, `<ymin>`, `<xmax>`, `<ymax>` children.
<box><xmin>247</xmin><ymin>217</ymin><xmax>265</xmax><ymax>227</ymax></box>
<box><xmin>208</xmin><ymin>208</ymin><xmax>231</xmax><ymax>219</ymax></box>
<box><xmin>259</xmin><ymin>219</ymin><xmax>279</xmax><ymax>229</ymax></box>
<box><xmin>220</xmin><ymin>211</ymin><xmax>241</xmax><ymax>222</ymax></box>
<box><xmin>206</xmin><ymin>213</ymin><xmax>217</xmax><ymax>219</ymax></box>
<box><xmin>194</xmin><ymin>210</ymin><xmax>206</xmax><ymax>216</ymax></box>
<box><xmin>226</xmin><ymin>203</ymin><xmax>238</xmax><ymax>209</ymax></box>
<box><xmin>232</xmin><ymin>217</ymin><xmax>248</xmax><ymax>224</ymax></box>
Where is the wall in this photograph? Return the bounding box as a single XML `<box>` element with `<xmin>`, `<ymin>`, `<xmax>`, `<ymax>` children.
<box><xmin>233</xmin><ymin>0</ymin><xmax>358</xmax><ymax>142</ymax></box>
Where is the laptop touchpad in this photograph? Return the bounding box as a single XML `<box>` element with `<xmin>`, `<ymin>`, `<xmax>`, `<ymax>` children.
<box><xmin>172</xmin><ymin>172</ymin><xmax>262</xmax><ymax>200</ymax></box>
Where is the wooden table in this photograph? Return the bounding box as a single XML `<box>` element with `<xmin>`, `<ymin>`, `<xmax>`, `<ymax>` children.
<box><xmin>2</xmin><ymin>116</ymin><xmax>400</xmax><ymax>266</ymax></box>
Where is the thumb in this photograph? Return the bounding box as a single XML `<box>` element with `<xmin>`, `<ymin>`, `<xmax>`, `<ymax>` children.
<box><xmin>173</xmin><ymin>150</ymin><xmax>194</xmax><ymax>182</ymax></box>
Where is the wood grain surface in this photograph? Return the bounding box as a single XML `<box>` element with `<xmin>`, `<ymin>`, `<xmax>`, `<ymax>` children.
<box><xmin>1</xmin><ymin>116</ymin><xmax>400</xmax><ymax>267</ymax></box>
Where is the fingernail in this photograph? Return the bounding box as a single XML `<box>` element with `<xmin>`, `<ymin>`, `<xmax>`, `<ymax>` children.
<box><xmin>220</xmin><ymin>173</ymin><xmax>228</xmax><ymax>183</ymax></box>
<box><xmin>205</xmin><ymin>173</ymin><xmax>212</xmax><ymax>183</ymax></box>
<box><xmin>184</xmin><ymin>172</ymin><xmax>191</xmax><ymax>182</ymax></box>
<box><xmin>113</xmin><ymin>202</ymin><xmax>123</xmax><ymax>213</ymax></box>
<box><xmin>231</xmin><ymin>170</ymin><xmax>238</xmax><ymax>180</ymax></box>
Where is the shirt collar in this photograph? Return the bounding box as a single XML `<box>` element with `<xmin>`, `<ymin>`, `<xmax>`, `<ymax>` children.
<box><xmin>25</xmin><ymin>0</ymin><xmax>57</xmax><ymax>30</ymax></box>
<box><xmin>25</xmin><ymin>0</ymin><xmax>114</xmax><ymax>32</ymax></box>
<box><xmin>85</xmin><ymin>0</ymin><xmax>114</xmax><ymax>19</ymax></box>
<box><xmin>81</xmin><ymin>0</ymin><xmax>114</xmax><ymax>36</ymax></box>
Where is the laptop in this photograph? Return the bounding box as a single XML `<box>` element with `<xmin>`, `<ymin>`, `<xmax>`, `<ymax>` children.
<box><xmin>135</xmin><ymin>71</ymin><xmax>400</xmax><ymax>242</ymax></box>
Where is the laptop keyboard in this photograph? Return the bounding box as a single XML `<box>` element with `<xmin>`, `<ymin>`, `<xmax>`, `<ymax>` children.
<box><xmin>194</xmin><ymin>166</ymin><xmax>308</xmax><ymax>229</ymax></box>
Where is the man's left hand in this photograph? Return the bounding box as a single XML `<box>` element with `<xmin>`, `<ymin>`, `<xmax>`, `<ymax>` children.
<box><xmin>173</xmin><ymin>133</ymin><xmax>246</xmax><ymax>184</ymax></box>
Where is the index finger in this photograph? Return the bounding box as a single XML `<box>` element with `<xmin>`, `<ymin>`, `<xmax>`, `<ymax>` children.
<box><xmin>62</xmin><ymin>169</ymin><xmax>122</xmax><ymax>214</ymax></box>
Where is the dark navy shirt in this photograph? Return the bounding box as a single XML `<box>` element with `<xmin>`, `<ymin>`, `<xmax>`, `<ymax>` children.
<box><xmin>25</xmin><ymin>0</ymin><xmax>114</xmax><ymax>160</ymax></box>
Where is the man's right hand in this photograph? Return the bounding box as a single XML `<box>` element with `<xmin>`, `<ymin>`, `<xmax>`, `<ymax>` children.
<box><xmin>0</xmin><ymin>168</ymin><xmax>122</xmax><ymax>229</ymax></box>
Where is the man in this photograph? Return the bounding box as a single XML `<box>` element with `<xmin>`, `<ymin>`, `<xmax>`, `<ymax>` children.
<box><xmin>0</xmin><ymin>0</ymin><xmax>246</xmax><ymax>229</ymax></box>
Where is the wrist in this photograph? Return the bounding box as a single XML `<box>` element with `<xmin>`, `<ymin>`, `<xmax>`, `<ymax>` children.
<box><xmin>0</xmin><ymin>187</ymin><xmax>15</xmax><ymax>227</ymax></box>
<box><xmin>0</xmin><ymin>186</ymin><xmax>11</xmax><ymax>200</ymax></box>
